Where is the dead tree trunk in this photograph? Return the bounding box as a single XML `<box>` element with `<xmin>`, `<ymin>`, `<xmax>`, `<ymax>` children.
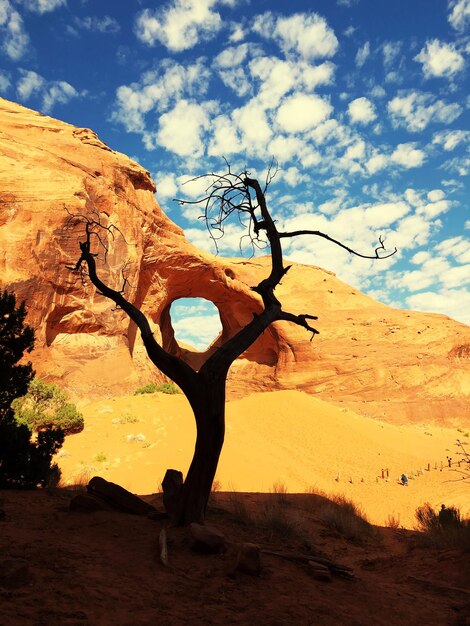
<box><xmin>66</xmin><ymin>166</ymin><xmax>395</xmax><ymax>526</ymax></box>
<box><xmin>176</xmin><ymin>374</ymin><xmax>226</xmax><ymax>524</ymax></box>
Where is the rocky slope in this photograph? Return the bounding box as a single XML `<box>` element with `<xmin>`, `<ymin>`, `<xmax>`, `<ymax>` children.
<box><xmin>0</xmin><ymin>98</ymin><xmax>468</xmax><ymax>426</ymax></box>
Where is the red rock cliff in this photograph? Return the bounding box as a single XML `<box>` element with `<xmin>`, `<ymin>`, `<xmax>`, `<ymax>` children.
<box><xmin>0</xmin><ymin>98</ymin><xmax>468</xmax><ymax>426</ymax></box>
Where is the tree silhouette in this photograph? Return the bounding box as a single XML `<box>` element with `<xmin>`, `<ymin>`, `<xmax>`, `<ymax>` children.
<box><xmin>0</xmin><ymin>290</ymin><xmax>64</xmax><ymax>488</ymax></box>
<box><xmin>67</xmin><ymin>166</ymin><xmax>395</xmax><ymax>525</ymax></box>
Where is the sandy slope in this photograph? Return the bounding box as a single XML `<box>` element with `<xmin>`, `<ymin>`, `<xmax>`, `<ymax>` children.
<box><xmin>58</xmin><ymin>390</ymin><xmax>469</xmax><ymax>528</ymax></box>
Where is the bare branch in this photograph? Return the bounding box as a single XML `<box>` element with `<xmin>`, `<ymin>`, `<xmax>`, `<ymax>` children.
<box><xmin>278</xmin><ymin>229</ymin><xmax>397</xmax><ymax>260</ymax></box>
<box><xmin>65</xmin><ymin>208</ymin><xmax>198</xmax><ymax>391</ymax></box>
<box><xmin>278</xmin><ymin>311</ymin><xmax>320</xmax><ymax>339</ymax></box>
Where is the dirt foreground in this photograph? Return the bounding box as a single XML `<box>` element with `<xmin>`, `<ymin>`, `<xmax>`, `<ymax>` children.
<box><xmin>0</xmin><ymin>488</ymin><xmax>469</xmax><ymax>626</ymax></box>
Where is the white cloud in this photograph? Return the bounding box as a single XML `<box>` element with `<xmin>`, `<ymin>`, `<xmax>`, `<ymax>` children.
<box><xmin>282</xmin><ymin>166</ymin><xmax>310</xmax><ymax>186</ymax></box>
<box><xmin>17</xmin><ymin>69</ymin><xmax>44</xmax><ymax>99</ymax></box>
<box><xmin>248</xmin><ymin>56</ymin><xmax>335</xmax><ymax>110</ymax></box>
<box><xmin>436</xmin><ymin>236</ymin><xmax>470</xmax><ymax>263</ymax></box>
<box><xmin>347</xmin><ymin>97</ymin><xmax>376</xmax><ymax>124</ymax></box>
<box><xmin>233</xmin><ymin>101</ymin><xmax>272</xmax><ymax>153</ymax></box>
<box><xmin>366</xmin><ymin>154</ymin><xmax>388</xmax><ymax>174</ymax></box>
<box><xmin>410</xmin><ymin>250</ymin><xmax>431</xmax><ymax>265</ymax></box>
<box><xmin>208</xmin><ymin>113</ymin><xmax>241</xmax><ymax>156</ymax></box>
<box><xmin>135</xmin><ymin>0</ymin><xmax>232</xmax><ymax>52</ymax></box>
<box><xmin>172</xmin><ymin>309</ymin><xmax>222</xmax><ymax>350</ymax></box>
<box><xmin>0</xmin><ymin>0</ymin><xmax>29</xmax><ymax>60</ymax></box>
<box><xmin>113</xmin><ymin>59</ymin><xmax>210</xmax><ymax>134</ymax></box>
<box><xmin>249</xmin><ymin>56</ymin><xmax>297</xmax><ymax>109</ymax></box>
<box><xmin>214</xmin><ymin>42</ymin><xmax>250</xmax><ymax>68</ymax></box>
<box><xmin>414</xmin><ymin>39</ymin><xmax>465</xmax><ymax>79</ymax></box>
<box><xmin>448</xmin><ymin>0</ymin><xmax>470</xmax><ymax>32</ymax></box>
<box><xmin>158</xmin><ymin>99</ymin><xmax>214</xmax><ymax>158</ymax></box>
<box><xmin>355</xmin><ymin>41</ymin><xmax>370</xmax><ymax>67</ymax></box>
<box><xmin>441</xmin><ymin>155</ymin><xmax>470</xmax><ymax>177</ymax></box>
<box><xmin>418</xmin><ymin>199</ymin><xmax>450</xmax><ymax>219</ymax></box>
<box><xmin>427</xmin><ymin>189</ymin><xmax>445</xmax><ymax>202</ymax></box>
<box><xmin>268</xmin><ymin>136</ymin><xmax>306</xmax><ymax>161</ymax></box>
<box><xmin>382</xmin><ymin>41</ymin><xmax>401</xmax><ymax>68</ymax></box>
<box><xmin>407</xmin><ymin>289</ymin><xmax>470</xmax><ymax>325</ymax></box>
<box><xmin>253</xmin><ymin>11</ymin><xmax>338</xmax><ymax>60</ymax></box>
<box><xmin>74</xmin><ymin>16</ymin><xmax>120</xmax><ymax>34</ymax></box>
<box><xmin>17</xmin><ymin>69</ymin><xmax>80</xmax><ymax>112</ymax></box>
<box><xmin>390</xmin><ymin>143</ymin><xmax>426</xmax><ymax>168</ymax></box>
<box><xmin>276</xmin><ymin>93</ymin><xmax>332</xmax><ymax>133</ymax></box>
<box><xmin>42</xmin><ymin>80</ymin><xmax>78</xmax><ymax>111</ymax></box>
<box><xmin>387</xmin><ymin>91</ymin><xmax>462</xmax><ymax>131</ymax></box>
<box><xmin>155</xmin><ymin>172</ymin><xmax>178</xmax><ymax>201</ymax></box>
<box><xmin>0</xmin><ymin>69</ymin><xmax>9</xmax><ymax>91</ymax></box>
<box><xmin>344</xmin><ymin>139</ymin><xmax>366</xmax><ymax>160</ymax></box>
<box><xmin>218</xmin><ymin>67</ymin><xmax>252</xmax><ymax>97</ymax></box>
<box><xmin>432</xmin><ymin>129</ymin><xmax>470</xmax><ymax>151</ymax></box>
<box><xmin>18</xmin><ymin>0</ymin><xmax>65</xmax><ymax>13</ymax></box>
<box><xmin>370</xmin><ymin>85</ymin><xmax>386</xmax><ymax>98</ymax></box>
<box><xmin>228</xmin><ymin>22</ymin><xmax>245</xmax><ymax>42</ymax></box>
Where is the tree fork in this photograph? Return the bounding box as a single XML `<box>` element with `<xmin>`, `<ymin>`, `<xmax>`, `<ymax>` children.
<box><xmin>67</xmin><ymin>163</ymin><xmax>395</xmax><ymax>525</ymax></box>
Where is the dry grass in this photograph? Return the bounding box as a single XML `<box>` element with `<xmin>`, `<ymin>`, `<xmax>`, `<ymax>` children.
<box><xmin>415</xmin><ymin>502</ymin><xmax>470</xmax><ymax>549</ymax></box>
<box><xmin>319</xmin><ymin>494</ymin><xmax>379</xmax><ymax>544</ymax></box>
<box><xmin>270</xmin><ymin>481</ymin><xmax>289</xmax><ymax>505</ymax></box>
<box><xmin>227</xmin><ymin>491</ymin><xmax>255</xmax><ymax>526</ymax></box>
<box><xmin>260</xmin><ymin>498</ymin><xmax>304</xmax><ymax>540</ymax></box>
<box><xmin>385</xmin><ymin>513</ymin><xmax>401</xmax><ymax>529</ymax></box>
<box><xmin>58</xmin><ymin>468</ymin><xmax>91</xmax><ymax>492</ymax></box>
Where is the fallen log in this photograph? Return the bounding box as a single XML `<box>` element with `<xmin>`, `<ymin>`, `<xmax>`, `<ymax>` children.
<box><xmin>87</xmin><ymin>476</ymin><xmax>157</xmax><ymax>515</ymax></box>
<box><xmin>261</xmin><ymin>549</ymin><xmax>355</xmax><ymax>579</ymax></box>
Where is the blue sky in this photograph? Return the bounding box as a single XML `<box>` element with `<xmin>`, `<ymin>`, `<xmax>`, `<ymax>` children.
<box><xmin>0</xmin><ymin>0</ymin><xmax>469</xmax><ymax>348</ymax></box>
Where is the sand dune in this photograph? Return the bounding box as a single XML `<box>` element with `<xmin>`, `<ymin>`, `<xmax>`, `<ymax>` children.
<box><xmin>58</xmin><ymin>390</ymin><xmax>468</xmax><ymax>528</ymax></box>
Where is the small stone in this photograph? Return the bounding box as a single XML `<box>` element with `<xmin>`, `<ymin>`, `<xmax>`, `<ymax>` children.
<box><xmin>233</xmin><ymin>542</ymin><xmax>262</xmax><ymax>576</ymax></box>
<box><xmin>188</xmin><ymin>523</ymin><xmax>226</xmax><ymax>554</ymax></box>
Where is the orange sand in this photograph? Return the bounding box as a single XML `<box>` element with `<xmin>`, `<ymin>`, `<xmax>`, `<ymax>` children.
<box><xmin>58</xmin><ymin>390</ymin><xmax>469</xmax><ymax>528</ymax></box>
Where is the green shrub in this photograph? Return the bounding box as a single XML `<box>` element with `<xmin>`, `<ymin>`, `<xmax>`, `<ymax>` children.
<box><xmin>0</xmin><ymin>290</ymin><xmax>64</xmax><ymax>488</ymax></box>
<box><xmin>134</xmin><ymin>382</ymin><xmax>180</xmax><ymax>395</ymax></box>
<box><xmin>12</xmin><ymin>378</ymin><xmax>84</xmax><ymax>435</ymax></box>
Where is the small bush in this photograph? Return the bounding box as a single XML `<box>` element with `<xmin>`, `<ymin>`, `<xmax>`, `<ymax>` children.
<box><xmin>134</xmin><ymin>383</ymin><xmax>159</xmax><ymax>395</ymax></box>
<box><xmin>0</xmin><ymin>291</ymin><xmax>64</xmax><ymax>489</ymax></box>
<box><xmin>320</xmin><ymin>495</ymin><xmax>378</xmax><ymax>544</ymax></box>
<box><xmin>94</xmin><ymin>452</ymin><xmax>107</xmax><ymax>463</ymax></box>
<box><xmin>134</xmin><ymin>382</ymin><xmax>180</xmax><ymax>395</ymax></box>
<box><xmin>261</xmin><ymin>499</ymin><xmax>303</xmax><ymax>540</ymax></box>
<box><xmin>12</xmin><ymin>378</ymin><xmax>84</xmax><ymax>435</ymax></box>
<box><xmin>227</xmin><ymin>492</ymin><xmax>254</xmax><ymax>525</ymax></box>
<box><xmin>385</xmin><ymin>513</ymin><xmax>401</xmax><ymax>529</ymax></box>
<box><xmin>415</xmin><ymin>503</ymin><xmax>470</xmax><ymax>548</ymax></box>
<box><xmin>270</xmin><ymin>481</ymin><xmax>289</xmax><ymax>504</ymax></box>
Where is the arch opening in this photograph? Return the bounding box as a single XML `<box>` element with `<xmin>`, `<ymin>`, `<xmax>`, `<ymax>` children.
<box><xmin>170</xmin><ymin>297</ymin><xmax>223</xmax><ymax>352</ymax></box>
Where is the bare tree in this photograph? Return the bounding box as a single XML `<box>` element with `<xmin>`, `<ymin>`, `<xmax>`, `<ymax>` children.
<box><xmin>67</xmin><ymin>165</ymin><xmax>396</xmax><ymax>525</ymax></box>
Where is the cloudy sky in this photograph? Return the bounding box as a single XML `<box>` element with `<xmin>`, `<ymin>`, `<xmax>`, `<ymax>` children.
<box><xmin>0</xmin><ymin>0</ymin><xmax>469</xmax><ymax>348</ymax></box>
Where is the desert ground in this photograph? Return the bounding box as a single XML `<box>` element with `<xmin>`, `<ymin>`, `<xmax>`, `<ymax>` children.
<box><xmin>1</xmin><ymin>390</ymin><xmax>469</xmax><ymax>625</ymax></box>
<box><xmin>58</xmin><ymin>389</ymin><xmax>468</xmax><ymax>529</ymax></box>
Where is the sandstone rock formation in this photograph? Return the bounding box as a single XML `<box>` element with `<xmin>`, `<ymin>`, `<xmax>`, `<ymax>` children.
<box><xmin>0</xmin><ymin>98</ymin><xmax>468</xmax><ymax>426</ymax></box>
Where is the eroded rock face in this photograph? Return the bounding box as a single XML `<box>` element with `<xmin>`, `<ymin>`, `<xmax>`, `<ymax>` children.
<box><xmin>0</xmin><ymin>98</ymin><xmax>469</xmax><ymax>426</ymax></box>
